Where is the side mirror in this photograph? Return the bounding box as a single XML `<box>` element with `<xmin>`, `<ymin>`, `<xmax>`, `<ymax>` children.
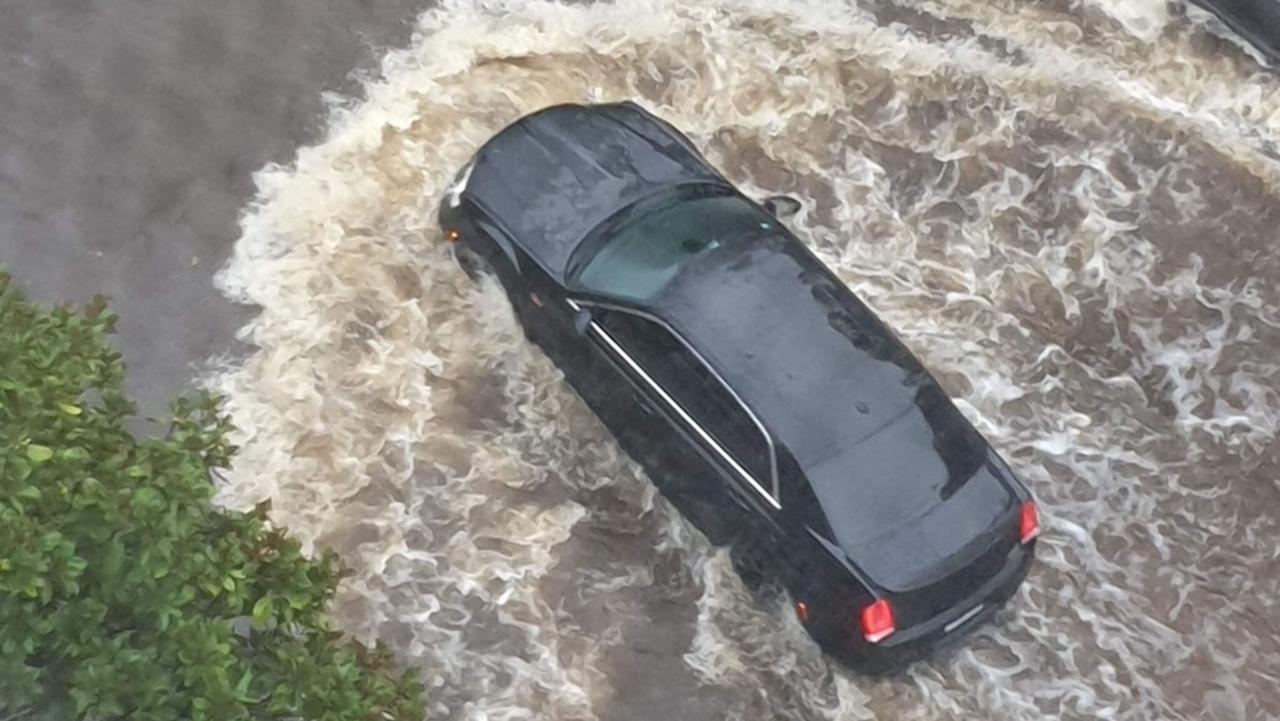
<box><xmin>573</xmin><ymin>308</ymin><xmax>592</xmax><ymax>336</ymax></box>
<box><xmin>762</xmin><ymin>195</ymin><xmax>802</xmax><ymax>218</ymax></box>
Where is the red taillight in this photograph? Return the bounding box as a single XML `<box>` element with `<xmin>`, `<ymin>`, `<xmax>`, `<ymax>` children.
<box><xmin>1020</xmin><ymin>501</ymin><xmax>1041</xmax><ymax>544</ymax></box>
<box><xmin>860</xmin><ymin>598</ymin><xmax>895</xmax><ymax>643</ymax></box>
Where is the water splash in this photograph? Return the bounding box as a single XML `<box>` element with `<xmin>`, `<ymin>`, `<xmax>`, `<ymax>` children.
<box><xmin>208</xmin><ymin>1</ymin><xmax>1280</xmax><ymax>718</ymax></box>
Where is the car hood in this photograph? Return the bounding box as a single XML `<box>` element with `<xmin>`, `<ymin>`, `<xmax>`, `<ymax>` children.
<box><xmin>463</xmin><ymin>102</ymin><xmax>721</xmax><ymax>281</ymax></box>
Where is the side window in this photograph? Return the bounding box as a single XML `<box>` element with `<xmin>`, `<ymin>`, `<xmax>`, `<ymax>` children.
<box><xmin>597</xmin><ymin>310</ymin><xmax>773</xmax><ymax>490</ymax></box>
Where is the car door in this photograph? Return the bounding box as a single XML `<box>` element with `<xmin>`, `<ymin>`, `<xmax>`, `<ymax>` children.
<box><xmin>577</xmin><ymin>303</ymin><xmax>784</xmax><ymax>531</ymax></box>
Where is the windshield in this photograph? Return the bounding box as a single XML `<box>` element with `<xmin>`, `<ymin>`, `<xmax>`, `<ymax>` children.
<box><xmin>574</xmin><ymin>192</ymin><xmax>779</xmax><ymax>301</ymax></box>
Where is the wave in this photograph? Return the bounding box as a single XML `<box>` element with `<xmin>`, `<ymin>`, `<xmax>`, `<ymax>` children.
<box><xmin>208</xmin><ymin>1</ymin><xmax>1280</xmax><ymax>718</ymax></box>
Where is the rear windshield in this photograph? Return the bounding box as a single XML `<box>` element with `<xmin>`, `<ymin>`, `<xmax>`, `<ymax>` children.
<box><xmin>575</xmin><ymin>193</ymin><xmax>778</xmax><ymax>301</ymax></box>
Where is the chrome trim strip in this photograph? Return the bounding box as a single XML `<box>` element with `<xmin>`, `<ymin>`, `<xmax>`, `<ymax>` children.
<box><xmin>573</xmin><ymin>299</ymin><xmax>781</xmax><ymax>510</ymax></box>
<box><xmin>577</xmin><ymin>301</ymin><xmax>779</xmax><ymax>501</ymax></box>
<box><xmin>944</xmin><ymin>604</ymin><xmax>985</xmax><ymax>634</ymax></box>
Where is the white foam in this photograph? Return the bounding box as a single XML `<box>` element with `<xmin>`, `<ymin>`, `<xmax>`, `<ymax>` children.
<box><xmin>207</xmin><ymin>0</ymin><xmax>1280</xmax><ymax>718</ymax></box>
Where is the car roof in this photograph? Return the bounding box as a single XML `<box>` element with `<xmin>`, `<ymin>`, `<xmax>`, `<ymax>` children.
<box><xmin>648</xmin><ymin>233</ymin><xmax>934</xmax><ymax>471</ymax></box>
<box><xmin>624</xmin><ymin>213</ymin><xmax>1017</xmax><ymax>589</ymax></box>
<box><xmin>462</xmin><ymin>102</ymin><xmax>723</xmax><ymax>281</ymax></box>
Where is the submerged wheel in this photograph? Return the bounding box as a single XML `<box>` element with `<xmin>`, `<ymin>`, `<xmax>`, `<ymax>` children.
<box><xmin>729</xmin><ymin>538</ymin><xmax>773</xmax><ymax>593</ymax></box>
<box><xmin>452</xmin><ymin>243</ymin><xmax>493</xmax><ymax>282</ymax></box>
<box><xmin>669</xmin><ymin>489</ymin><xmax>743</xmax><ymax>548</ymax></box>
<box><xmin>451</xmin><ymin>243</ymin><xmax>542</xmax><ymax>343</ymax></box>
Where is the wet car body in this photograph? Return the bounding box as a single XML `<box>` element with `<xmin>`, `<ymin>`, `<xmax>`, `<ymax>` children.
<box><xmin>1186</xmin><ymin>0</ymin><xmax>1280</xmax><ymax>63</ymax></box>
<box><xmin>438</xmin><ymin>102</ymin><xmax>1038</xmax><ymax>671</ymax></box>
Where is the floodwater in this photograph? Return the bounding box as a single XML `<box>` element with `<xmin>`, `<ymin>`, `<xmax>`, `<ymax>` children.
<box><xmin>207</xmin><ymin>0</ymin><xmax>1280</xmax><ymax>719</ymax></box>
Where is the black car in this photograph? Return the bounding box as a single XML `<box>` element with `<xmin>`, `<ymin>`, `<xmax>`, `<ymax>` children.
<box><xmin>438</xmin><ymin>102</ymin><xmax>1039</xmax><ymax>671</ymax></box>
<box><xmin>1186</xmin><ymin>0</ymin><xmax>1280</xmax><ymax>64</ymax></box>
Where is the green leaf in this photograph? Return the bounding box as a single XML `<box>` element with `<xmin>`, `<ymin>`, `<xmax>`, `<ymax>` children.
<box><xmin>102</xmin><ymin>538</ymin><xmax>125</xmax><ymax>582</ymax></box>
<box><xmin>235</xmin><ymin>668</ymin><xmax>254</xmax><ymax>700</ymax></box>
<box><xmin>133</xmin><ymin>486</ymin><xmax>162</xmax><ymax>509</ymax></box>
<box><xmin>71</xmin><ymin>686</ymin><xmax>93</xmax><ymax>714</ymax></box>
<box><xmin>252</xmin><ymin>596</ymin><xmax>273</xmax><ymax>628</ymax></box>
<box><xmin>26</xmin><ymin>444</ymin><xmax>53</xmax><ymax>463</ymax></box>
<box><xmin>0</xmin><ymin>276</ymin><xmax>426</xmax><ymax>720</ymax></box>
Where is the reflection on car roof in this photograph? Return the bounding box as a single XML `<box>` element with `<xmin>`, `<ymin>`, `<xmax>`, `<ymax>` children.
<box><xmin>653</xmin><ymin>234</ymin><xmax>929</xmax><ymax>469</ymax></box>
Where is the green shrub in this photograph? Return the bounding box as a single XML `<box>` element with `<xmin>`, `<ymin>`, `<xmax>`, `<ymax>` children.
<box><xmin>0</xmin><ymin>271</ymin><xmax>424</xmax><ymax>721</ymax></box>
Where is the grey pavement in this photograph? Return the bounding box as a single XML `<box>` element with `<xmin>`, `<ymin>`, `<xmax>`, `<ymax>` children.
<box><xmin>0</xmin><ymin>0</ymin><xmax>434</xmax><ymax>418</ymax></box>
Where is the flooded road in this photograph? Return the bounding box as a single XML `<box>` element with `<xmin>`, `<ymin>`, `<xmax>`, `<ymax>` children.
<box><xmin>207</xmin><ymin>0</ymin><xmax>1280</xmax><ymax>718</ymax></box>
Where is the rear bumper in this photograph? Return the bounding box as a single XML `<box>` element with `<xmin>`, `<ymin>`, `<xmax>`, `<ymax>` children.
<box><xmin>825</xmin><ymin>542</ymin><xmax>1035</xmax><ymax>674</ymax></box>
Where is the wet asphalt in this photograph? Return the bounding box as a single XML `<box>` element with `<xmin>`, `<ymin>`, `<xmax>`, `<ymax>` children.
<box><xmin>0</xmin><ymin>0</ymin><xmax>433</xmax><ymax>417</ymax></box>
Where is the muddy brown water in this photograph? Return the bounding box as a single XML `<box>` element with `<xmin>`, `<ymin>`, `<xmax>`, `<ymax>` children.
<box><xmin>208</xmin><ymin>1</ymin><xmax>1280</xmax><ymax>718</ymax></box>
